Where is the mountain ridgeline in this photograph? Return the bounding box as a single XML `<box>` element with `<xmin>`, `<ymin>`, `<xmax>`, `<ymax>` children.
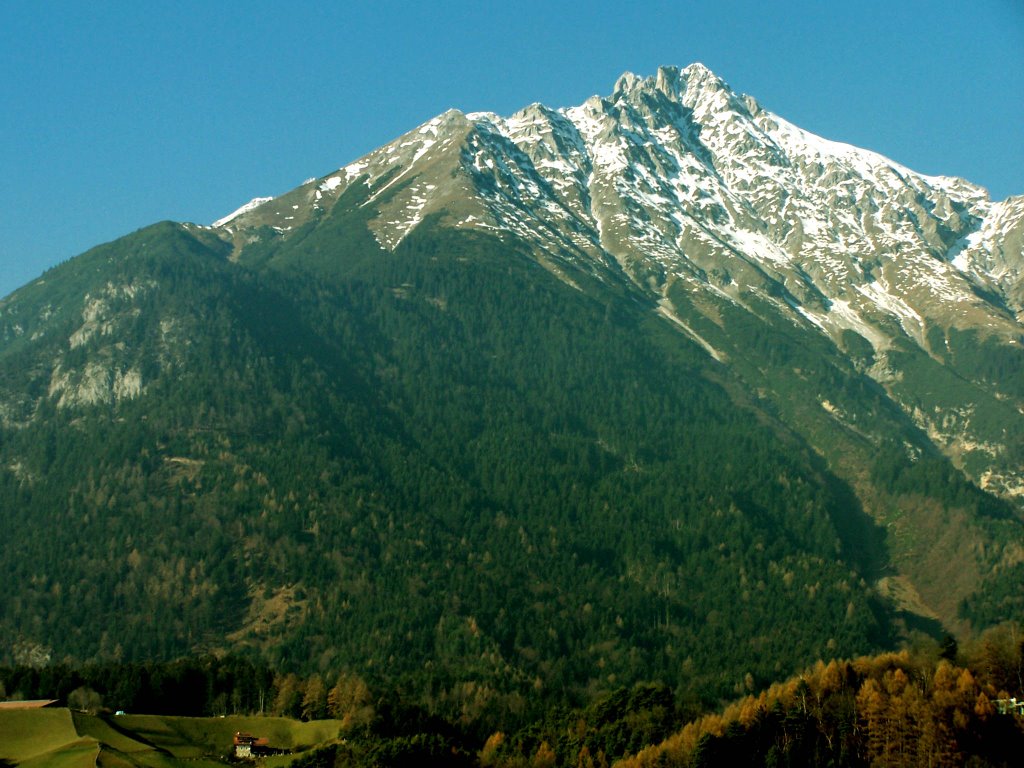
<box><xmin>1</xmin><ymin>64</ymin><xmax>1023</xmax><ymax>724</ymax></box>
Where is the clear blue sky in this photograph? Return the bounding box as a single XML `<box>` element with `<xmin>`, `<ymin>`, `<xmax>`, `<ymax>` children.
<box><xmin>2</xmin><ymin>0</ymin><xmax>1021</xmax><ymax>298</ymax></box>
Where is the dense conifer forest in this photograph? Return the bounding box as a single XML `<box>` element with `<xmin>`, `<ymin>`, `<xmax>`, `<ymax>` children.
<box><xmin>0</xmin><ymin>221</ymin><xmax>907</xmax><ymax>715</ymax></box>
<box><xmin>2</xmin><ymin>208</ymin><xmax>1024</xmax><ymax>766</ymax></box>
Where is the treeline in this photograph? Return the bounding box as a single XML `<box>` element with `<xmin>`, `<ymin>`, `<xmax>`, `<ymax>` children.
<box><xmin>869</xmin><ymin>447</ymin><xmax>1012</xmax><ymax>521</ymax></box>
<box><xmin>7</xmin><ymin>629</ymin><xmax>1024</xmax><ymax>767</ymax></box>
<box><xmin>0</xmin><ymin>655</ymin><xmax>377</xmax><ymax>726</ymax></box>
<box><xmin>0</xmin><ymin>656</ymin><xmax>271</xmax><ymax>716</ymax></box>
<box><xmin>611</xmin><ymin>626</ymin><xmax>1024</xmax><ymax>768</ymax></box>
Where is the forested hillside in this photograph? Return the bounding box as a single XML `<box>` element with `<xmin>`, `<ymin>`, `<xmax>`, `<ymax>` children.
<box><xmin>0</xmin><ymin>216</ymin><xmax>903</xmax><ymax>720</ymax></box>
<box><xmin>1</xmin><ymin>156</ymin><xmax>1022</xmax><ymax>735</ymax></box>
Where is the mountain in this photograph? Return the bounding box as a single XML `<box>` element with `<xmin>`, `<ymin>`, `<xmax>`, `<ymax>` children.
<box><xmin>220</xmin><ymin>63</ymin><xmax>1024</xmax><ymax>494</ymax></box>
<box><xmin>213</xmin><ymin>63</ymin><xmax>1024</xmax><ymax>622</ymax></box>
<box><xmin>1</xmin><ymin>64</ymin><xmax>1022</xmax><ymax>724</ymax></box>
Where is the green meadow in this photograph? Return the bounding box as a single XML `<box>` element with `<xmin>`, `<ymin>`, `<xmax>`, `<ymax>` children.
<box><xmin>0</xmin><ymin>709</ymin><xmax>343</xmax><ymax>767</ymax></box>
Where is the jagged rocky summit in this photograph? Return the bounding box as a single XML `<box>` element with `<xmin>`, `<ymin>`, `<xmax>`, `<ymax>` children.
<box><xmin>216</xmin><ymin>63</ymin><xmax>1024</xmax><ymax>499</ymax></box>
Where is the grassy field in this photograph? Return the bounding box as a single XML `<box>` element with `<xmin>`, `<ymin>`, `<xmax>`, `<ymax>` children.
<box><xmin>0</xmin><ymin>708</ymin><xmax>344</xmax><ymax>767</ymax></box>
<box><xmin>0</xmin><ymin>709</ymin><xmax>94</xmax><ymax>765</ymax></box>
<box><xmin>15</xmin><ymin>738</ymin><xmax>99</xmax><ymax>768</ymax></box>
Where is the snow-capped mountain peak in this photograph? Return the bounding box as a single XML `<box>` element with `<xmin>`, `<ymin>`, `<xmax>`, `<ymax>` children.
<box><xmin>207</xmin><ymin>64</ymin><xmax>1024</xmax><ymax>502</ymax></box>
<box><xmin>214</xmin><ymin>64</ymin><xmax>1023</xmax><ymax>368</ymax></box>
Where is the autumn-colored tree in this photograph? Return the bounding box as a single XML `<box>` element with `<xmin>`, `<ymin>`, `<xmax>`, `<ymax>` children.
<box><xmin>301</xmin><ymin>673</ymin><xmax>327</xmax><ymax>721</ymax></box>
<box><xmin>921</xmin><ymin>661</ymin><xmax>964</xmax><ymax>766</ymax></box>
<box><xmin>969</xmin><ymin>622</ymin><xmax>1024</xmax><ymax>696</ymax></box>
<box><xmin>856</xmin><ymin>677</ymin><xmax>889</xmax><ymax>766</ymax></box>
<box><xmin>575</xmin><ymin>744</ymin><xmax>596</xmax><ymax>768</ymax></box>
<box><xmin>530</xmin><ymin>740</ymin><xmax>556</xmax><ymax>768</ymax></box>
<box><xmin>272</xmin><ymin>673</ymin><xmax>303</xmax><ymax>718</ymax></box>
<box><xmin>327</xmin><ymin>671</ymin><xmax>374</xmax><ymax>729</ymax></box>
<box><xmin>883</xmin><ymin>668</ymin><xmax>924</xmax><ymax>767</ymax></box>
<box><xmin>478</xmin><ymin>731</ymin><xmax>505</xmax><ymax>767</ymax></box>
